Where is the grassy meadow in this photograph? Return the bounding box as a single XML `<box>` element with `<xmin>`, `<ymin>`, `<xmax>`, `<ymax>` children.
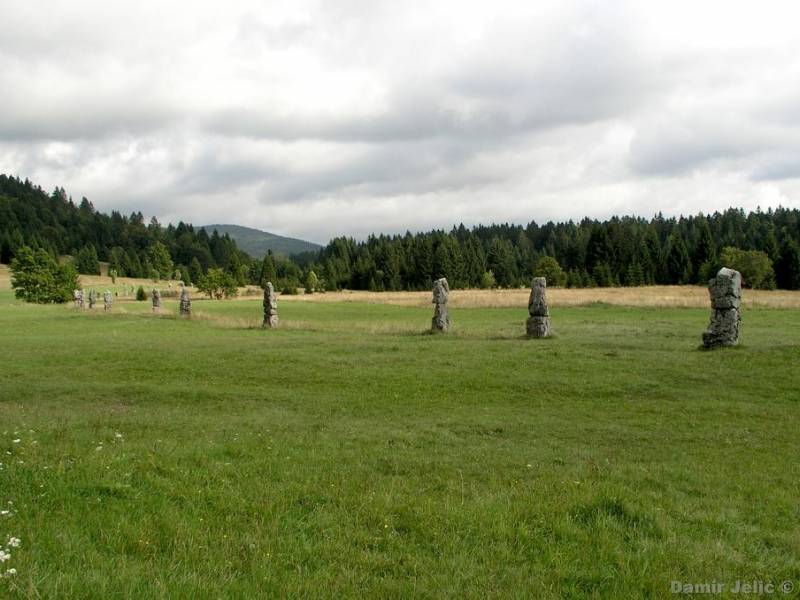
<box><xmin>0</xmin><ymin>273</ymin><xmax>799</xmax><ymax>597</ymax></box>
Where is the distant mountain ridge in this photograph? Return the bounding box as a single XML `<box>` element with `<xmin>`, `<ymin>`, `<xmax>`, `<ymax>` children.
<box><xmin>200</xmin><ymin>224</ymin><xmax>321</xmax><ymax>258</ymax></box>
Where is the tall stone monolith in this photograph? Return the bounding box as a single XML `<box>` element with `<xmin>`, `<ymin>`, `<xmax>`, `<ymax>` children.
<box><xmin>702</xmin><ymin>267</ymin><xmax>742</xmax><ymax>348</ymax></box>
<box><xmin>431</xmin><ymin>277</ymin><xmax>450</xmax><ymax>333</ymax></box>
<box><xmin>526</xmin><ymin>277</ymin><xmax>551</xmax><ymax>338</ymax></box>
<box><xmin>263</xmin><ymin>282</ymin><xmax>278</xmax><ymax>328</ymax></box>
<box><xmin>88</xmin><ymin>289</ymin><xmax>97</xmax><ymax>309</ymax></box>
<box><xmin>73</xmin><ymin>289</ymin><xmax>83</xmax><ymax>309</ymax></box>
<box><xmin>179</xmin><ymin>285</ymin><xmax>192</xmax><ymax>317</ymax></box>
<box><xmin>152</xmin><ymin>289</ymin><xmax>162</xmax><ymax>313</ymax></box>
<box><xmin>103</xmin><ymin>290</ymin><xmax>112</xmax><ymax>311</ymax></box>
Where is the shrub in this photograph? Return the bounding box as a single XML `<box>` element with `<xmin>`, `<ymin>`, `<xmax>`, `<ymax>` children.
<box><xmin>136</xmin><ymin>286</ymin><xmax>148</xmax><ymax>301</ymax></box>
<box><xmin>10</xmin><ymin>246</ymin><xmax>78</xmax><ymax>303</ymax></box>
<box><xmin>719</xmin><ymin>247</ymin><xmax>775</xmax><ymax>289</ymax></box>
<box><xmin>197</xmin><ymin>268</ymin><xmax>238</xmax><ymax>299</ymax></box>
<box><xmin>533</xmin><ymin>256</ymin><xmax>567</xmax><ymax>287</ymax></box>
<box><xmin>480</xmin><ymin>271</ymin><xmax>497</xmax><ymax>289</ymax></box>
<box><xmin>305</xmin><ymin>270</ymin><xmax>319</xmax><ymax>294</ymax></box>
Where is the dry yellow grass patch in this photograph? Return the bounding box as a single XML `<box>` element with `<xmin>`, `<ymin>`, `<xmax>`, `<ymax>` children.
<box><xmin>280</xmin><ymin>286</ymin><xmax>800</xmax><ymax>309</ymax></box>
<box><xmin>0</xmin><ymin>264</ymin><xmax>10</xmax><ymax>290</ymax></box>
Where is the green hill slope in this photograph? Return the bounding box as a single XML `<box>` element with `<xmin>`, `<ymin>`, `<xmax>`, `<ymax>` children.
<box><xmin>200</xmin><ymin>224</ymin><xmax>321</xmax><ymax>258</ymax></box>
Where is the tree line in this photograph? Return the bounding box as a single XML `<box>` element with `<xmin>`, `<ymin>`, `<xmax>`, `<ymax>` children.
<box><xmin>2</xmin><ymin>174</ymin><xmax>800</xmax><ymax>295</ymax></box>
<box><xmin>307</xmin><ymin>210</ymin><xmax>800</xmax><ymax>291</ymax></box>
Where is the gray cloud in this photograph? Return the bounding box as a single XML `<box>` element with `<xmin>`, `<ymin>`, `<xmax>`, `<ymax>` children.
<box><xmin>1</xmin><ymin>0</ymin><xmax>799</xmax><ymax>241</ymax></box>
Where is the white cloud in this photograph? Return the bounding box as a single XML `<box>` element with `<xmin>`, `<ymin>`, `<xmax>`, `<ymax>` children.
<box><xmin>1</xmin><ymin>0</ymin><xmax>799</xmax><ymax>242</ymax></box>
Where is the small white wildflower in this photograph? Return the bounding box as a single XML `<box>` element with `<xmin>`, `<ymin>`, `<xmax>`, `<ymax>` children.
<box><xmin>0</xmin><ymin>511</ymin><xmax>9</xmax><ymax>517</ymax></box>
<box><xmin>95</xmin><ymin>446</ymin><xmax>103</xmax><ymax>451</ymax></box>
<box><xmin>4</xmin><ymin>568</ymin><xmax>16</xmax><ymax>577</ymax></box>
<box><xmin>0</xmin><ymin>550</ymin><xmax>9</xmax><ymax>562</ymax></box>
<box><xmin>7</xmin><ymin>538</ymin><xmax>20</xmax><ymax>548</ymax></box>
<box><xmin>11</xmin><ymin>440</ymin><xmax>20</xmax><ymax>444</ymax></box>
<box><xmin>115</xmin><ymin>433</ymin><xmax>123</xmax><ymax>439</ymax></box>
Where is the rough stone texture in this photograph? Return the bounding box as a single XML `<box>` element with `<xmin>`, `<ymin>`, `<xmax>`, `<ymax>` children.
<box><xmin>263</xmin><ymin>282</ymin><xmax>278</xmax><ymax>328</ymax></box>
<box><xmin>88</xmin><ymin>289</ymin><xmax>97</xmax><ymax>309</ymax></box>
<box><xmin>526</xmin><ymin>277</ymin><xmax>552</xmax><ymax>338</ymax></box>
<box><xmin>179</xmin><ymin>286</ymin><xmax>192</xmax><ymax>317</ymax></box>
<box><xmin>702</xmin><ymin>267</ymin><xmax>742</xmax><ymax>348</ymax></box>
<box><xmin>152</xmin><ymin>289</ymin><xmax>162</xmax><ymax>313</ymax></box>
<box><xmin>74</xmin><ymin>289</ymin><xmax>83</xmax><ymax>309</ymax></box>
<box><xmin>431</xmin><ymin>277</ymin><xmax>450</xmax><ymax>333</ymax></box>
<box><xmin>103</xmin><ymin>291</ymin><xmax>113</xmax><ymax>311</ymax></box>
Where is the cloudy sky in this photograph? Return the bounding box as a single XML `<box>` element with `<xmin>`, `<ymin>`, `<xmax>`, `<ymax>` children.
<box><xmin>1</xmin><ymin>1</ymin><xmax>799</xmax><ymax>242</ymax></box>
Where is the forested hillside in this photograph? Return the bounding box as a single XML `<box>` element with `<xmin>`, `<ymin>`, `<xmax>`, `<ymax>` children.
<box><xmin>2</xmin><ymin>174</ymin><xmax>799</xmax><ymax>291</ymax></box>
<box><xmin>0</xmin><ymin>175</ymin><xmax>251</xmax><ymax>285</ymax></box>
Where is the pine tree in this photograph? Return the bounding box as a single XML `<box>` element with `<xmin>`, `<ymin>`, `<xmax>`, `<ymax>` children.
<box><xmin>74</xmin><ymin>244</ymin><xmax>100</xmax><ymax>275</ymax></box>
<box><xmin>147</xmin><ymin>241</ymin><xmax>173</xmax><ymax>280</ymax></box>
<box><xmin>189</xmin><ymin>257</ymin><xmax>203</xmax><ymax>284</ymax></box>
<box><xmin>665</xmin><ymin>231</ymin><xmax>692</xmax><ymax>284</ymax></box>
<box><xmin>692</xmin><ymin>217</ymin><xmax>716</xmax><ymax>282</ymax></box>
<box><xmin>774</xmin><ymin>238</ymin><xmax>800</xmax><ymax>290</ymax></box>
<box><xmin>259</xmin><ymin>251</ymin><xmax>277</xmax><ymax>287</ymax></box>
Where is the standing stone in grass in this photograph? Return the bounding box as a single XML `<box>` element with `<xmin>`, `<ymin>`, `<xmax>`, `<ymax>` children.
<box><xmin>702</xmin><ymin>267</ymin><xmax>742</xmax><ymax>348</ymax></box>
<box><xmin>179</xmin><ymin>285</ymin><xmax>192</xmax><ymax>317</ymax></box>
<box><xmin>73</xmin><ymin>289</ymin><xmax>83</xmax><ymax>309</ymax></box>
<box><xmin>88</xmin><ymin>289</ymin><xmax>97</xmax><ymax>310</ymax></box>
<box><xmin>431</xmin><ymin>277</ymin><xmax>450</xmax><ymax>333</ymax></box>
<box><xmin>263</xmin><ymin>282</ymin><xmax>278</xmax><ymax>328</ymax></box>
<box><xmin>103</xmin><ymin>290</ymin><xmax>113</xmax><ymax>312</ymax></box>
<box><xmin>152</xmin><ymin>288</ymin><xmax>162</xmax><ymax>313</ymax></box>
<box><xmin>526</xmin><ymin>277</ymin><xmax>551</xmax><ymax>338</ymax></box>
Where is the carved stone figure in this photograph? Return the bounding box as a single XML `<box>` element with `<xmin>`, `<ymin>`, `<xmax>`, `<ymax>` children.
<box><xmin>526</xmin><ymin>277</ymin><xmax>551</xmax><ymax>338</ymax></box>
<box><xmin>431</xmin><ymin>277</ymin><xmax>450</xmax><ymax>333</ymax></box>
<box><xmin>179</xmin><ymin>286</ymin><xmax>192</xmax><ymax>317</ymax></box>
<box><xmin>263</xmin><ymin>282</ymin><xmax>278</xmax><ymax>328</ymax></box>
<box><xmin>702</xmin><ymin>267</ymin><xmax>742</xmax><ymax>348</ymax></box>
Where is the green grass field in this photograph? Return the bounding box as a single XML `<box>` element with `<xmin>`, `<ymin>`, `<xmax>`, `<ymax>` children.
<box><xmin>1</xmin><ymin>290</ymin><xmax>798</xmax><ymax>598</ymax></box>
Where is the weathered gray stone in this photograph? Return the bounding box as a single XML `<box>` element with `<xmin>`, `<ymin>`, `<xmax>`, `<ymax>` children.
<box><xmin>702</xmin><ymin>267</ymin><xmax>742</xmax><ymax>348</ymax></box>
<box><xmin>263</xmin><ymin>282</ymin><xmax>278</xmax><ymax>328</ymax></box>
<box><xmin>431</xmin><ymin>277</ymin><xmax>450</xmax><ymax>333</ymax></box>
<box><xmin>103</xmin><ymin>290</ymin><xmax>112</xmax><ymax>311</ymax></box>
<box><xmin>179</xmin><ymin>286</ymin><xmax>192</xmax><ymax>317</ymax></box>
<box><xmin>152</xmin><ymin>289</ymin><xmax>162</xmax><ymax>313</ymax></box>
<box><xmin>88</xmin><ymin>289</ymin><xmax>97</xmax><ymax>309</ymax></box>
<box><xmin>73</xmin><ymin>289</ymin><xmax>83</xmax><ymax>309</ymax></box>
<box><xmin>526</xmin><ymin>277</ymin><xmax>551</xmax><ymax>338</ymax></box>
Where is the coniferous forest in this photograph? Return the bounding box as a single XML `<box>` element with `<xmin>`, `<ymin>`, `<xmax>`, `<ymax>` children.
<box><xmin>2</xmin><ymin>174</ymin><xmax>800</xmax><ymax>291</ymax></box>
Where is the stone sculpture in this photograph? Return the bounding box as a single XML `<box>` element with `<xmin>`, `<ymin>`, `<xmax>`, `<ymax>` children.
<box><xmin>103</xmin><ymin>290</ymin><xmax>112</xmax><ymax>311</ymax></box>
<box><xmin>88</xmin><ymin>289</ymin><xmax>97</xmax><ymax>309</ymax></box>
<box><xmin>702</xmin><ymin>267</ymin><xmax>742</xmax><ymax>348</ymax></box>
<box><xmin>263</xmin><ymin>282</ymin><xmax>278</xmax><ymax>328</ymax></box>
<box><xmin>179</xmin><ymin>285</ymin><xmax>192</xmax><ymax>317</ymax></box>
<box><xmin>526</xmin><ymin>277</ymin><xmax>551</xmax><ymax>338</ymax></box>
<box><xmin>152</xmin><ymin>289</ymin><xmax>161</xmax><ymax>313</ymax></box>
<box><xmin>431</xmin><ymin>277</ymin><xmax>450</xmax><ymax>333</ymax></box>
<box><xmin>73</xmin><ymin>289</ymin><xmax>83</xmax><ymax>309</ymax></box>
